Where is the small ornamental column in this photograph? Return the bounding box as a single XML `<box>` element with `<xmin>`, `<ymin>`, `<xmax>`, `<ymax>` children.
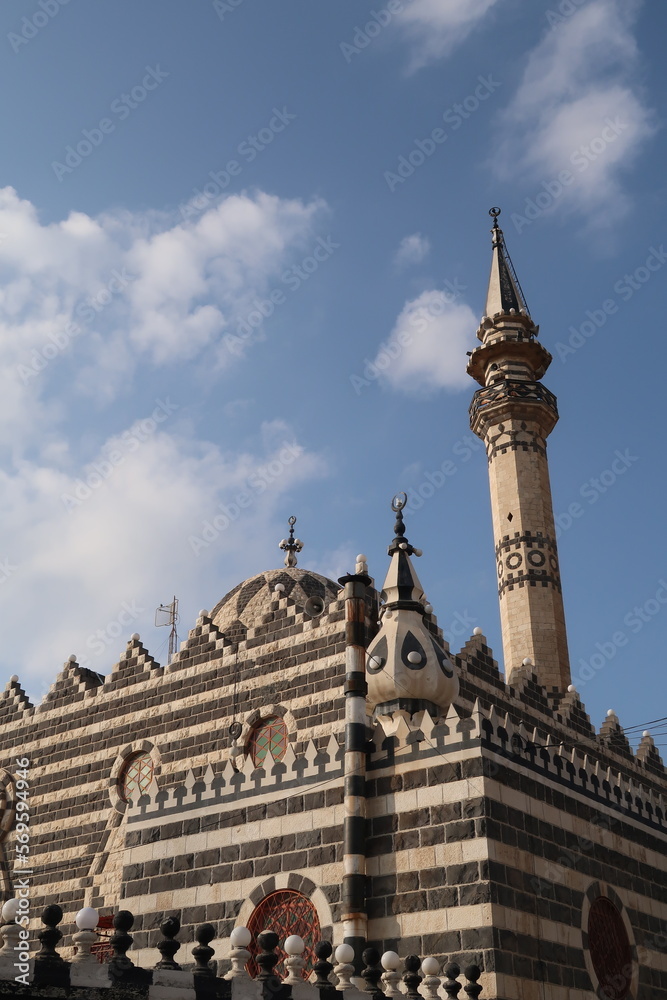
<box><xmin>33</xmin><ymin>905</ymin><xmax>69</xmax><ymax>989</ymax></box>
<box><xmin>338</xmin><ymin>554</ymin><xmax>372</xmax><ymax>969</ymax></box>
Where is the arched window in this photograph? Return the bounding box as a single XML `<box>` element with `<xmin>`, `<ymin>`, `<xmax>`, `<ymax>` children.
<box><xmin>587</xmin><ymin>896</ymin><xmax>632</xmax><ymax>1000</ymax></box>
<box><xmin>119</xmin><ymin>752</ymin><xmax>154</xmax><ymax>803</ymax></box>
<box><xmin>246</xmin><ymin>890</ymin><xmax>321</xmax><ymax>979</ymax></box>
<box><xmin>248</xmin><ymin>716</ymin><xmax>288</xmax><ymax>768</ymax></box>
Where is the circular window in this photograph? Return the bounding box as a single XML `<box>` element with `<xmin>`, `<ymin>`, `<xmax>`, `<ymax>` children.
<box><xmin>248</xmin><ymin>717</ymin><xmax>288</xmax><ymax>768</ymax></box>
<box><xmin>246</xmin><ymin>890</ymin><xmax>321</xmax><ymax>979</ymax></box>
<box><xmin>120</xmin><ymin>752</ymin><xmax>154</xmax><ymax>803</ymax></box>
<box><xmin>588</xmin><ymin>896</ymin><xmax>632</xmax><ymax>1000</ymax></box>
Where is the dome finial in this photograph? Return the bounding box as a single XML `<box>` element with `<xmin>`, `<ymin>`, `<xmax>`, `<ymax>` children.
<box><xmin>279</xmin><ymin>515</ymin><xmax>303</xmax><ymax>567</ymax></box>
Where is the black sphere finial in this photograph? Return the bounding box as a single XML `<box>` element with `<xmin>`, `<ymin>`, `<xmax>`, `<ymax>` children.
<box><xmin>314</xmin><ymin>940</ymin><xmax>334</xmax><ymax>986</ymax></box>
<box><xmin>463</xmin><ymin>964</ymin><xmax>483</xmax><ymax>1000</ymax></box>
<box><xmin>443</xmin><ymin>963</ymin><xmax>462</xmax><ymax>1000</ymax></box>
<box><xmin>361</xmin><ymin>947</ymin><xmax>384</xmax><ymax>999</ymax></box>
<box><xmin>193</xmin><ymin>923</ymin><xmax>216</xmax><ymax>978</ymax></box>
<box><xmin>155</xmin><ymin>915</ymin><xmax>181</xmax><ymax>970</ymax></box>
<box><xmin>256</xmin><ymin>931</ymin><xmax>280</xmax><ymax>984</ymax></box>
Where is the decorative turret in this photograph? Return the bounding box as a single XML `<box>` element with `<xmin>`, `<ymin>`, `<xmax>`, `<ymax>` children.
<box><xmin>366</xmin><ymin>495</ymin><xmax>458</xmax><ymax>717</ymax></box>
<box><xmin>467</xmin><ymin>208</ymin><xmax>571</xmax><ymax>693</ymax></box>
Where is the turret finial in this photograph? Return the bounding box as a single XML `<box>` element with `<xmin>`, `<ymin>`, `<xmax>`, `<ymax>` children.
<box><xmin>389</xmin><ymin>494</ymin><xmax>422</xmax><ymax>558</ymax></box>
<box><xmin>279</xmin><ymin>515</ymin><xmax>303</xmax><ymax>568</ymax></box>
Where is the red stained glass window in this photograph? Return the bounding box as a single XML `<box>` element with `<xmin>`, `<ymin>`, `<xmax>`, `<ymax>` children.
<box><xmin>588</xmin><ymin>896</ymin><xmax>633</xmax><ymax>1000</ymax></box>
<box><xmin>246</xmin><ymin>890</ymin><xmax>320</xmax><ymax>980</ymax></box>
<box><xmin>120</xmin><ymin>752</ymin><xmax>154</xmax><ymax>803</ymax></box>
<box><xmin>248</xmin><ymin>717</ymin><xmax>288</xmax><ymax>768</ymax></box>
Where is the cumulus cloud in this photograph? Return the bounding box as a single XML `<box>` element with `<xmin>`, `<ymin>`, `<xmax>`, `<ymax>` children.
<box><xmin>0</xmin><ymin>414</ymin><xmax>329</xmax><ymax>699</ymax></box>
<box><xmin>0</xmin><ymin>187</ymin><xmax>331</xmax><ymax>697</ymax></box>
<box><xmin>396</xmin><ymin>0</ymin><xmax>501</xmax><ymax>72</ymax></box>
<box><xmin>0</xmin><ymin>186</ymin><xmax>323</xmax><ymax>445</ymax></box>
<box><xmin>394</xmin><ymin>233</ymin><xmax>431</xmax><ymax>269</ymax></box>
<box><xmin>369</xmin><ymin>289</ymin><xmax>476</xmax><ymax>394</ymax></box>
<box><xmin>497</xmin><ymin>0</ymin><xmax>656</xmax><ymax>228</ymax></box>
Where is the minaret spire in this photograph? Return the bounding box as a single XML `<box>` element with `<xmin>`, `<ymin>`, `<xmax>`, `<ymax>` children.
<box><xmin>485</xmin><ymin>207</ymin><xmax>530</xmax><ymax>318</ymax></box>
<box><xmin>467</xmin><ymin>209</ymin><xmax>571</xmax><ymax>694</ymax></box>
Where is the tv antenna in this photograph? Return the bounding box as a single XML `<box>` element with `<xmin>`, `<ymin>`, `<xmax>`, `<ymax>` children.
<box><xmin>155</xmin><ymin>596</ymin><xmax>179</xmax><ymax>663</ymax></box>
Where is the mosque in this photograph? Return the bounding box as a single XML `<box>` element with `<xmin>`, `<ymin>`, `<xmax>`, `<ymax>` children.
<box><xmin>0</xmin><ymin>210</ymin><xmax>664</xmax><ymax>1000</ymax></box>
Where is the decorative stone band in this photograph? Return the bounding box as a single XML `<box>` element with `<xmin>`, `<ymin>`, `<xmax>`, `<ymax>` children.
<box><xmin>484</xmin><ymin>422</ymin><xmax>547</xmax><ymax>461</ymax></box>
<box><xmin>495</xmin><ymin>530</ymin><xmax>562</xmax><ymax>597</ymax></box>
<box><xmin>469</xmin><ymin>379</ymin><xmax>558</xmax><ymax>437</ymax></box>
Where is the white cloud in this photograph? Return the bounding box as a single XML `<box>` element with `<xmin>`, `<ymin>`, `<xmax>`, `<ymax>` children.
<box><xmin>370</xmin><ymin>289</ymin><xmax>476</xmax><ymax>394</ymax></box>
<box><xmin>0</xmin><ymin>186</ymin><xmax>332</xmax><ymax>698</ymax></box>
<box><xmin>497</xmin><ymin>0</ymin><xmax>656</xmax><ymax>227</ymax></box>
<box><xmin>0</xmin><ymin>186</ymin><xmax>324</xmax><ymax>446</ymax></box>
<box><xmin>394</xmin><ymin>233</ymin><xmax>431</xmax><ymax>269</ymax></box>
<box><xmin>396</xmin><ymin>0</ymin><xmax>501</xmax><ymax>72</ymax></box>
<box><xmin>0</xmin><ymin>414</ymin><xmax>329</xmax><ymax>700</ymax></box>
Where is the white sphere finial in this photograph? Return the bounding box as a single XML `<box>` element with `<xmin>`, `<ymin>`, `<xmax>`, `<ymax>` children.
<box><xmin>284</xmin><ymin>935</ymin><xmax>305</xmax><ymax>955</ymax></box>
<box><xmin>381</xmin><ymin>951</ymin><xmax>401</xmax><ymax>971</ymax></box>
<box><xmin>643</xmin><ymin>730</ymin><xmax>651</xmax><ymax>738</ymax></box>
<box><xmin>68</xmin><ymin>653</ymin><xmax>77</xmax><ymax>662</ymax></box>
<box><xmin>198</xmin><ymin>610</ymin><xmax>209</xmax><ymax>619</ymax></box>
<box><xmin>522</xmin><ymin>656</ymin><xmax>533</xmax><ymax>667</ymax></box>
<box><xmin>567</xmin><ymin>684</ymin><xmax>576</xmax><ymax>693</ymax></box>
<box><xmin>2</xmin><ymin>899</ymin><xmax>20</xmax><ymax>922</ymax></box>
<box><xmin>131</xmin><ymin>633</ymin><xmax>140</xmax><ymax>641</ymax></box>
<box><xmin>607</xmin><ymin>709</ymin><xmax>615</xmax><ymax>718</ymax></box>
<box><xmin>473</xmin><ymin>627</ymin><xmax>483</xmax><ymax>636</ymax></box>
<box><xmin>230</xmin><ymin>926</ymin><xmax>252</xmax><ymax>948</ymax></box>
<box><xmin>335</xmin><ymin>943</ymin><xmax>355</xmax><ymax>964</ymax></box>
<box><xmin>76</xmin><ymin>906</ymin><xmax>99</xmax><ymax>931</ymax></box>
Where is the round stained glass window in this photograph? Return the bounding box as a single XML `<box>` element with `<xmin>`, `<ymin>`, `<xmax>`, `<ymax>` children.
<box><xmin>246</xmin><ymin>890</ymin><xmax>321</xmax><ymax>979</ymax></box>
<box><xmin>248</xmin><ymin>717</ymin><xmax>288</xmax><ymax>768</ymax></box>
<box><xmin>120</xmin><ymin>752</ymin><xmax>154</xmax><ymax>803</ymax></box>
<box><xmin>588</xmin><ymin>896</ymin><xmax>632</xmax><ymax>1000</ymax></box>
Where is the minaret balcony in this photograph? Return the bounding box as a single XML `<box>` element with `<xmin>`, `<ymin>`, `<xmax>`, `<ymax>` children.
<box><xmin>469</xmin><ymin>379</ymin><xmax>559</xmax><ymax>437</ymax></box>
<box><xmin>467</xmin><ymin>336</ymin><xmax>552</xmax><ymax>386</ymax></box>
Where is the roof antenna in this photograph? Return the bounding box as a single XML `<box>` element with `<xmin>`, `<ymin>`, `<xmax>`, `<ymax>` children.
<box><xmin>155</xmin><ymin>596</ymin><xmax>179</xmax><ymax>663</ymax></box>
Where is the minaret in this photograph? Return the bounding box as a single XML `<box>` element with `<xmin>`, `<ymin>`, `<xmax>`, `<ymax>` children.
<box><xmin>467</xmin><ymin>208</ymin><xmax>571</xmax><ymax>693</ymax></box>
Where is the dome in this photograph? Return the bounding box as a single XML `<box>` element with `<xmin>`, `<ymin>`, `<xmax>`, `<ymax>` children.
<box><xmin>210</xmin><ymin>567</ymin><xmax>341</xmax><ymax>634</ymax></box>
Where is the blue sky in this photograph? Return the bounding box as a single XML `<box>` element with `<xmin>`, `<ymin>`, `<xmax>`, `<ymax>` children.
<box><xmin>0</xmin><ymin>0</ymin><xmax>665</xmax><ymax>746</ymax></box>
